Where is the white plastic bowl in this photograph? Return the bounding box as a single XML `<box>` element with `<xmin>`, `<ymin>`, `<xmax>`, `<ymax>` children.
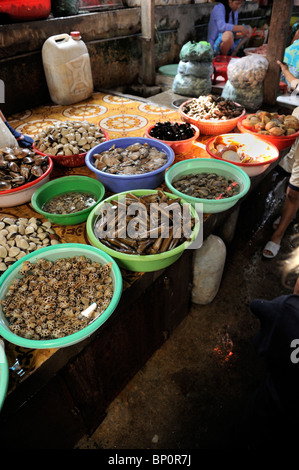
<box><xmin>0</xmin><ymin>157</ymin><xmax>53</xmax><ymax>208</ymax></box>
<box><xmin>206</xmin><ymin>133</ymin><xmax>279</xmax><ymax>177</ymax></box>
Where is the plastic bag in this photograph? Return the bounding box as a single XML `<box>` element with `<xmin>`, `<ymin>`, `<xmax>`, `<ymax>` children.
<box><xmin>179</xmin><ymin>41</ymin><xmax>214</xmax><ymax>63</ymax></box>
<box><xmin>172</xmin><ymin>73</ymin><xmax>212</xmax><ymax>97</ymax></box>
<box><xmin>178</xmin><ymin>60</ymin><xmax>213</xmax><ymax>79</ymax></box>
<box><xmin>52</xmin><ymin>0</ymin><xmax>79</xmax><ymax>16</ymax></box>
<box><xmin>0</xmin><ymin>119</ymin><xmax>18</xmax><ymax>148</ymax></box>
<box><xmin>227</xmin><ymin>54</ymin><xmax>269</xmax><ymax>89</ymax></box>
<box><xmin>221</xmin><ymin>80</ymin><xmax>263</xmax><ymax>110</ymax></box>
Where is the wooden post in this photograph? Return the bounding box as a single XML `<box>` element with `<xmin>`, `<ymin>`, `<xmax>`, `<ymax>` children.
<box><xmin>141</xmin><ymin>0</ymin><xmax>155</xmax><ymax>85</ymax></box>
<box><xmin>263</xmin><ymin>0</ymin><xmax>293</xmax><ymax>104</ymax></box>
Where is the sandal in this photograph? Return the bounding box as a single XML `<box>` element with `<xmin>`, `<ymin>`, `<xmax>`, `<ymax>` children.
<box><xmin>263</xmin><ymin>241</ymin><xmax>281</xmax><ymax>259</ymax></box>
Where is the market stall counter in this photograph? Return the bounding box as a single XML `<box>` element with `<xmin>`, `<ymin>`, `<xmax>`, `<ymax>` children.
<box><xmin>0</xmin><ymin>92</ymin><xmax>288</xmax><ymax>448</ymax></box>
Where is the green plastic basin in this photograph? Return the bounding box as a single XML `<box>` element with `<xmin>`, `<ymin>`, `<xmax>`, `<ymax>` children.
<box><xmin>31</xmin><ymin>175</ymin><xmax>105</xmax><ymax>225</ymax></box>
<box><xmin>165</xmin><ymin>158</ymin><xmax>251</xmax><ymax>214</ymax></box>
<box><xmin>0</xmin><ymin>243</ymin><xmax>123</xmax><ymax>349</ymax></box>
<box><xmin>86</xmin><ymin>189</ymin><xmax>200</xmax><ymax>272</ymax></box>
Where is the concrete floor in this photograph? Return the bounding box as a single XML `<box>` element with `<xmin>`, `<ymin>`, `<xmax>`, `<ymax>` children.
<box><xmin>74</xmin><ymin>132</ymin><xmax>298</xmax><ymax>450</ymax></box>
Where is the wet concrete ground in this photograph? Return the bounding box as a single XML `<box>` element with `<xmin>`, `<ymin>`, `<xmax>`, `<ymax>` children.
<box><xmin>75</xmin><ymin>165</ymin><xmax>299</xmax><ymax>450</ymax></box>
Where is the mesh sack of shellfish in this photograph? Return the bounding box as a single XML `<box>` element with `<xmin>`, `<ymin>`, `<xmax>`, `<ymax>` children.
<box><xmin>221</xmin><ymin>80</ymin><xmax>264</xmax><ymax>111</ymax></box>
<box><xmin>227</xmin><ymin>55</ymin><xmax>269</xmax><ymax>89</ymax></box>
<box><xmin>33</xmin><ymin>120</ymin><xmax>108</xmax><ymax>167</ymax></box>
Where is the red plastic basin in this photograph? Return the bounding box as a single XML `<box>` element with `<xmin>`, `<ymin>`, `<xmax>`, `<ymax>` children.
<box><xmin>0</xmin><ymin>0</ymin><xmax>51</xmax><ymax>21</ymax></box>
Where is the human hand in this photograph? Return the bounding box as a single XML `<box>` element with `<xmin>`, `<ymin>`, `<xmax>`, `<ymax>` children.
<box><xmin>239</xmin><ymin>25</ymin><xmax>250</xmax><ymax>37</ymax></box>
<box><xmin>245</xmin><ymin>25</ymin><xmax>252</xmax><ymax>38</ymax></box>
<box><xmin>277</xmin><ymin>60</ymin><xmax>289</xmax><ymax>74</ymax></box>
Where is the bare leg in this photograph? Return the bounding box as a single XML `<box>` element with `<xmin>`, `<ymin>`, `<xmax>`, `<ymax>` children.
<box><xmin>263</xmin><ymin>187</ymin><xmax>299</xmax><ymax>256</ymax></box>
<box><xmin>220</xmin><ymin>31</ymin><xmax>234</xmax><ymax>55</ymax></box>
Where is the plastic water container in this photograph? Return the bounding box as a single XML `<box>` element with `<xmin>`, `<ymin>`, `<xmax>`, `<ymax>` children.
<box><xmin>42</xmin><ymin>31</ymin><xmax>93</xmax><ymax>106</ymax></box>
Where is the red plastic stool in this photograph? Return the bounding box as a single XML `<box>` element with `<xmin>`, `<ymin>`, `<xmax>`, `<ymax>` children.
<box><xmin>212</xmin><ymin>55</ymin><xmax>241</xmax><ymax>84</ymax></box>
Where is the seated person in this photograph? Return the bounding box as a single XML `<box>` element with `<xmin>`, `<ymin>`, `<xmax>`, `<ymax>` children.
<box><xmin>207</xmin><ymin>0</ymin><xmax>252</xmax><ymax>56</ymax></box>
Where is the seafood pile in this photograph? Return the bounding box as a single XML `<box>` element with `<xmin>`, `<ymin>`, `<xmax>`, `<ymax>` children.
<box><xmin>211</xmin><ymin>135</ymin><xmax>272</xmax><ymax>164</ymax></box>
<box><xmin>94</xmin><ymin>191</ymin><xmax>196</xmax><ymax>255</ymax></box>
<box><xmin>172</xmin><ymin>173</ymin><xmax>240</xmax><ymax>199</ymax></box>
<box><xmin>149</xmin><ymin>122</ymin><xmax>195</xmax><ymax>141</ymax></box>
<box><xmin>242</xmin><ymin>111</ymin><xmax>299</xmax><ymax>136</ymax></box>
<box><xmin>0</xmin><ymin>146</ymin><xmax>49</xmax><ymax>191</ymax></box>
<box><xmin>0</xmin><ymin>216</ymin><xmax>59</xmax><ymax>272</ymax></box>
<box><xmin>43</xmin><ymin>191</ymin><xmax>97</xmax><ymax>214</ymax></box>
<box><xmin>34</xmin><ymin>120</ymin><xmax>106</xmax><ymax>156</ymax></box>
<box><xmin>1</xmin><ymin>256</ymin><xmax>114</xmax><ymax>340</ymax></box>
<box><xmin>182</xmin><ymin>94</ymin><xmax>244</xmax><ymax>121</ymax></box>
<box><xmin>92</xmin><ymin>142</ymin><xmax>168</xmax><ymax>175</ymax></box>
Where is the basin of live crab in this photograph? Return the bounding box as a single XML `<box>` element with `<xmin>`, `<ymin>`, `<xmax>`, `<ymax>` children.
<box><xmin>0</xmin><ymin>146</ymin><xmax>53</xmax><ymax>207</ymax></box>
<box><xmin>86</xmin><ymin>189</ymin><xmax>200</xmax><ymax>272</ymax></box>
<box><xmin>206</xmin><ymin>133</ymin><xmax>279</xmax><ymax>177</ymax></box>
<box><xmin>0</xmin><ymin>243</ymin><xmax>123</xmax><ymax>349</ymax></box>
<box><xmin>85</xmin><ymin>137</ymin><xmax>175</xmax><ymax>192</ymax></box>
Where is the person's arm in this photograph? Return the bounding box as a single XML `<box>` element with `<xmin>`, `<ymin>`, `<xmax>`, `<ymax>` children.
<box><xmin>214</xmin><ymin>3</ymin><xmax>247</xmax><ymax>34</ymax></box>
<box><xmin>277</xmin><ymin>60</ymin><xmax>299</xmax><ymax>90</ymax></box>
<box><xmin>0</xmin><ymin>110</ymin><xmax>5</xmax><ymax>122</ymax></box>
<box><xmin>213</xmin><ymin>4</ymin><xmax>248</xmax><ymax>36</ymax></box>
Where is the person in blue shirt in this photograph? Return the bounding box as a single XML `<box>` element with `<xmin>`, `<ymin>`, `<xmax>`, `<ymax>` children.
<box><xmin>207</xmin><ymin>0</ymin><xmax>251</xmax><ymax>56</ymax></box>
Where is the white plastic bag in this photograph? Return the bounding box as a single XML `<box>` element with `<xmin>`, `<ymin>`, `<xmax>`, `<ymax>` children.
<box><xmin>227</xmin><ymin>54</ymin><xmax>269</xmax><ymax>89</ymax></box>
<box><xmin>0</xmin><ymin>119</ymin><xmax>18</xmax><ymax>148</ymax></box>
<box><xmin>178</xmin><ymin>60</ymin><xmax>213</xmax><ymax>79</ymax></box>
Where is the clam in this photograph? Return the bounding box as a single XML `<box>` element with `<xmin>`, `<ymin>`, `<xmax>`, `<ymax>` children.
<box><xmin>92</xmin><ymin>142</ymin><xmax>168</xmax><ymax>175</ymax></box>
<box><xmin>0</xmin><ymin>146</ymin><xmax>49</xmax><ymax>191</ymax></box>
<box><xmin>34</xmin><ymin>120</ymin><xmax>106</xmax><ymax>156</ymax></box>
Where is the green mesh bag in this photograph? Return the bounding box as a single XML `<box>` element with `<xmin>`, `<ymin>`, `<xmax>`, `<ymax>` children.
<box><xmin>52</xmin><ymin>0</ymin><xmax>79</xmax><ymax>16</ymax></box>
<box><xmin>179</xmin><ymin>41</ymin><xmax>214</xmax><ymax>63</ymax></box>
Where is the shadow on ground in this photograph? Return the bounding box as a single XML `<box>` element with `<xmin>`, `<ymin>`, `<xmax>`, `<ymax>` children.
<box><xmin>75</xmin><ymin>168</ymin><xmax>299</xmax><ymax>450</ymax></box>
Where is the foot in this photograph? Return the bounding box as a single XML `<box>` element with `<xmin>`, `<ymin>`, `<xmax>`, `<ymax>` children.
<box><xmin>263</xmin><ymin>240</ymin><xmax>281</xmax><ymax>259</ymax></box>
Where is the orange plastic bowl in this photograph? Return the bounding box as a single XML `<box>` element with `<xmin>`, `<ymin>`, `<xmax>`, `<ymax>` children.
<box><xmin>145</xmin><ymin>122</ymin><xmax>199</xmax><ymax>154</ymax></box>
<box><xmin>179</xmin><ymin>99</ymin><xmax>245</xmax><ymax>135</ymax></box>
<box><xmin>237</xmin><ymin>115</ymin><xmax>299</xmax><ymax>151</ymax></box>
<box><xmin>206</xmin><ymin>133</ymin><xmax>279</xmax><ymax>177</ymax></box>
<box><xmin>33</xmin><ymin>129</ymin><xmax>109</xmax><ymax>168</ymax></box>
